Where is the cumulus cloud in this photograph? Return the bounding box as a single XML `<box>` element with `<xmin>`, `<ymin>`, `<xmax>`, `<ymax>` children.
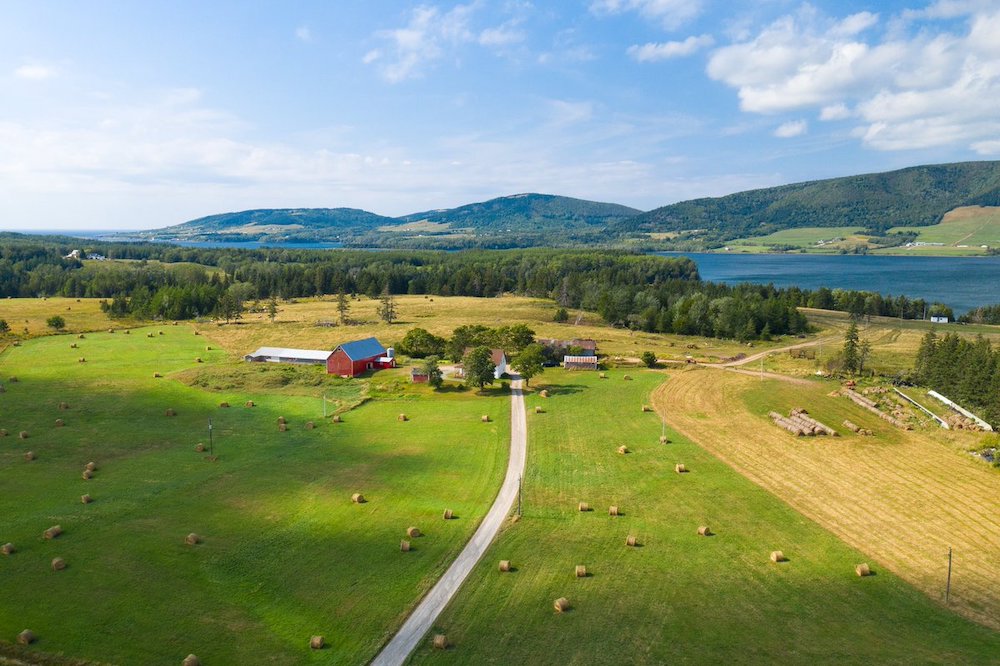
<box><xmin>628</xmin><ymin>34</ymin><xmax>713</xmax><ymax>61</ymax></box>
<box><xmin>295</xmin><ymin>26</ymin><xmax>312</xmax><ymax>42</ymax></box>
<box><xmin>590</xmin><ymin>0</ymin><xmax>703</xmax><ymax>29</ymax></box>
<box><xmin>14</xmin><ymin>64</ymin><xmax>56</xmax><ymax>80</ymax></box>
<box><xmin>479</xmin><ymin>23</ymin><xmax>524</xmax><ymax>47</ymax></box>
<box><xmin>707</xmin><ymin>5</ymin><xmax>1000</xmax><ymax>152</ymax></box>
<box><xmin>773</xmin><ymin>119</ymin><xmax>807</xmax><ymax>138</ymax></box>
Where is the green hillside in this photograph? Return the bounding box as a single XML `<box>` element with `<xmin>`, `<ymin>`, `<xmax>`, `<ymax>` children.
<box><xmin>397</xmin><ymin>193</ymin><xmax>640</xmax><ymax>230</ymax></box>
<box><xmin>621</xmin><ymin>161</ymin><xmax>1000</xmax><ymax>242</ymax></box>
<box><xmin>127</xmin><ymin>208</ymin><xmax>397</xmax><ymax>242</ymax></box>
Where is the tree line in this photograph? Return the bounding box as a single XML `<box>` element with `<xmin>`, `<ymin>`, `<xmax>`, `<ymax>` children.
<box><xmin>913</xmin><ymin>331</ymin><xmax>1000</xmax><ymax>425</ymax></box>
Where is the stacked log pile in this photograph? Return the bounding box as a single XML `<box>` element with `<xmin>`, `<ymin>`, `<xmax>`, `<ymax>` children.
<box><xmin>769</xmin><ymin>409</ymin><xmax>838</xmax><ymax>437</ymax></box>
<box><xmin>842</xmin><ymin>389</ymin><xmax>912</xmax><ymax>430</ymax></box>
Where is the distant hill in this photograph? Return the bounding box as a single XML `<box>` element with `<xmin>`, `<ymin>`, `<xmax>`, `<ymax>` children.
<box><xmin>396</xmin><ymin>193</ymin><xmax>641</xmax><ymax>231</ymax></box>
<box><xmin>620</xmin><ymin>161</ymin><xmax>1000</xmax><ymax>240</ymax></box>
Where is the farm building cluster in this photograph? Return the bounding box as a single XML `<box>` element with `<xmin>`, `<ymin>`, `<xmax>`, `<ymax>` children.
<box><xmin>244</xmin><ymin>337</ymin><xmax>395</xmax><ymax>378</ymax></box>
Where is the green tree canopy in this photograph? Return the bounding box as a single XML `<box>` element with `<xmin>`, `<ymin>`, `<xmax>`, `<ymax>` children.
<box><xmin>464</xmin><ymin>346</ymin><xmax>496</xmax><ymax>390</ymax></box>
<box><xmin>46</xmin><ymin>315</ymin><xmax>66</xmax><ymax>331</ymax></box>
<box><xmin>511</xmin><ymin>343</ymin><xmax>546</xmax><ymax>385</ymax></box>
<box><xmin>398</xmin><ymin>328</ymin><xmax>446</xmax><ymax>358</ymax></box>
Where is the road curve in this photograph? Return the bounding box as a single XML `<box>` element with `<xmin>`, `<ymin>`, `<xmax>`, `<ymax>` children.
<box><xmin>371</xmin><ymin>378</ymin><xmax>528</xmax><ymax>666</ymax></box>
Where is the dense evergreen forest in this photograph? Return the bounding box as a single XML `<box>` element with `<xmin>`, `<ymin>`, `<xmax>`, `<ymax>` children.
<box><xmin>913</xmin><ymin>331</ymin><xmax>1000</xmax><ymax>424</ymax></box>
<box><xmin>0</xmin><ymin>234</ymin><xmax>970</xmax><ymax>341</ymax></box>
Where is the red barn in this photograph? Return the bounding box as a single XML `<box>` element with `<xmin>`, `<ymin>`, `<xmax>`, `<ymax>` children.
<box><xmin>327</xmin><ymin>337</ymin><xmax>395</xmax><ymax>377</ymax></box>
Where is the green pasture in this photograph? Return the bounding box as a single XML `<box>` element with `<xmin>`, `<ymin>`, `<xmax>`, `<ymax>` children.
<box><xmin>409</xmin><ymin>369</ymin><xmax>1000</xmax><ymax>664</ymax></box>
<box><xmin>0</xmin><ymin>328</ymin><xmax>508</xmax><ymax>665</ymax></box>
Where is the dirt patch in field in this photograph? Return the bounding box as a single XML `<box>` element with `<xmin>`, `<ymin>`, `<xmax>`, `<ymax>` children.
<box><xmin>653</xmin><ymin>367</ymin><xmax>1000</xmax><ymax>631</ymax></box>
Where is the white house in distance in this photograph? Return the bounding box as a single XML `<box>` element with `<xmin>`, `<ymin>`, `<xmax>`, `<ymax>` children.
<box><xmin>930</xmin><ymin>315</ymin><xmax>949</xmax><ymax>324</ymax></box>
<box><xmin>244</xmin><ymin>347</ymin><xmax>333</xmax><ymax>365</ymax></box>
<box><xmin>490</xmin><ymin>349</ymin><xmax>508</xmax><ymax>379</ymax></box>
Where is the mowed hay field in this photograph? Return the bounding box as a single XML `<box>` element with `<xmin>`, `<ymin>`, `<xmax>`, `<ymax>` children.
<box><xmin>410</xmin><ymin>369</ymin><xmax>1000</xmax><ymax>664</ymax></box>
<box><xmin>0</xmin><ymin>328</ymin><xmax>508</xmax><ymax>664</ymax></box>
<box><xmin>653</xmin><ymin>367</ymin><xmax>1000</xmax><ymax>631</ymax></box>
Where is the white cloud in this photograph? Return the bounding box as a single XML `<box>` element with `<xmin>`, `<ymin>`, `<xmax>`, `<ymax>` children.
<box><xmin>295</xmin><ymin>26</ymin><xmax>312</xmax><ymax>42</ymax></box>
<box><xmin>14</xmin><ymin>64</ymin><xmax>56</xmax><ymax>80</ymax></box>
<box><xmin>707</xmin><ymin>5</ymin><xmax>1000</xmax><ymax>152</ymax></box>
<box><xmin>479</xmin><ymin>21</ymin><xmax>524</xmax><ymax>47</ymax></box>
<box><xmin>590</xmin><ymin>0</ymin><xmax>703</xmax><ymax>29</ymax></box>
<box><xmin>547</xmin><ymin>99</ymin><xmax>594</xmax><ymax>125</ymax></box>
<box><xmin>773</xmin><ymin>120</ymin><xmax>807</xmax><ymax>138</ymax></box>
<box><xmin>628</xmin><ymin>34</ymin><xmax>714</xmax><ymax>61</ymax></box>
<box><xmin>819</xmin><ymin>103</ymin><xmax>851</xmax><ymax>120</ymax></box>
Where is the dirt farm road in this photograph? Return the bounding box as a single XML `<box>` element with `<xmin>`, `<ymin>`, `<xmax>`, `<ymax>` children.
<box><xmin>371</xmin><ymin>378</ymin><xmax>528</xmax><ymax>665</ymax></box>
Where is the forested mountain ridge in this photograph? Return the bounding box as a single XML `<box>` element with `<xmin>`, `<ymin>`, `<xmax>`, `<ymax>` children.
<box><xmin>619</xmin><ymin>161</ymin><xmax>1000</xmax><ymax>241</ymax></box>
<box><xmin>116</xmin><ymin>161</ymin><xmax>1000</xmax><ymax>249</ymax></box>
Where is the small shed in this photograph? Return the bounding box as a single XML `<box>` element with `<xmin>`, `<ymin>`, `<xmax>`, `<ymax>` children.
<box><xmin>563</xmin><ymin>355</ymin><xmax>598</xmax><ymax>371</ymax></box>
<box><xmin>930</xmin><ymin>316</ymin><xmax>949</xmax><ymax>324</ymax></box>
<box><xmin>411</xmin><ymin>367</ymin><xmax>429</xmax><ymax>383</ymax></box>
<box><xmin>327</xmin><ymin>337</ymin><xmax>395</xmax><ymax>377</ymax></box>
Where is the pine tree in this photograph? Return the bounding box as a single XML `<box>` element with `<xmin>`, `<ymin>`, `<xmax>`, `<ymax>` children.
<box><xmin>377</xmin><ymin>287</ymin><xmax>397</xmax><ymax>324</ymax></box>
<box><xmin>843</xmin><ymin>321</ymin><xmax>860</xmax><ymax>374</ymax></box>
<box><xmin>336</xmin><ymin>291</ymin><xmax>350</xmax><ymax>325</ymax></box>
<box><xmin>267</xmin><ymin>297</ymin><xmax>278</xmax><ymax>323</ymax></box>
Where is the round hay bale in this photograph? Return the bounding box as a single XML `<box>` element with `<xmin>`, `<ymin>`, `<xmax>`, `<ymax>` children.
<box><xmin>24</xmin><ymin>451</ymin><xmax>35</xmax><ymax>461</ymax></box>
<box><xmin>400</xmin><ymin>540</ymin><xmax>411</xmax><ymax>552</ymax></box>
<box><xmin>70</xmin><ymin>343</ymin><xmax>78</xmax><ymax>349</ymax></box>
<box><xmin>2</xmin><ymin>543</ymin><xmax>14</xmax><ymax>555</ymax></box>
<box><xmin>770</xmin><ymin>550</ymin><xmax>786</xmax><ymax>563</ymax></box>
<box><xmin>85</xmin><ymin>461</ymin><xmax>96</xmax><ymax>471</ymax></box>
<box><xmin>659</xmin><ymin>435</ymin><xmax>669</xmax><ymax>444</ymax></box>
<box><xmin>182</xmin><ymin>655</ymin><xmax>200</xmax><ymax>666</ymax></box>
<box><xmin>609</xmin><ymin>505</ymin><xmax>620</xmax><ymax>516</ymax></box>
<box><xmin>195</xmin><ymin>443</ymin><xmax>205</xmax><ymax>452</ymax></box>
<box><xmin>108</xmin><ymin>328</ymin><xmax>115</xmax><ymax>333</ymax></box>
<box><xmin>185</xmin><ymin>533</ymin><xmax>200</xmax><ymax>546</ymax></box>
<box><xmin>17</xmin><ymin>629</ymin><xmax>35</xmax><ymax>645</ymax></box>
<box><xmin>80</xmin><ymin>492</ymin><xmax>94</xmax><ymax>504</ymax></box>
<box><xmin>165</xmin><ymin>408</ymin><xmax>176</xmax><ymax>417</ymax></box>
<box><xmin>625</xmin><ymin>535</ymin><xmax>638</xmax><ymax>547</ymax></box>
<box><xmin>219</xmin><ymin>402</ymin><xmax>230</xmax><ymax>408</ymax></box>
<box><xmin>617</xmin><ymin>445</ymin><xmax>629</xmax><ymax>455</ymax></box>
<box><xmin>0</xmin><ymin>429</ymin><xmax>6</xmax><ymax>436</ymax></box>
<box><xmin>442</xmin><ymin>509</ymin><xmax>454</xmax><ymax>520</ymax></box>
<box><xmin>553</xmin><ymin>597</ymin><xmax>570</xmax><ymax>613</ymax></box>
<box><xmin>78</xmin><ymin>357</ymin><xmax>86</xmax><ymax>363</ymax></box>
<box><xmin>278</xmin><ymin>423</ymin><xmax>287</xmax><ymax>432</ymax></box>
<box><xmin>351</xmin><ymin>493</ymin><xmax>365</xmax><ymax>504</ymax></box>
<box><xmin>19</xmin><ymin>431</ymin><xmax>29</xmax><ymax>440</ymax></box>
<box><xmin>856</xmin><ymin>563</ymin><xmax>871</xmax><ymax>577</ymax></box>
<box><xmin>575</xmin><ymin>565</ymin><xmax>587</xmax><ymax>578</ymax></box>
<box><xmin>539</xmin><ymin>389</ymin><xmax>549</xmax><ymax>398</ymax></box>
<box><xmin>578</xmin><ymin>502</ymin><xmax>590</xmax><ymax>512</ymax></box>
<box><xmin>623</xmin><ymin>374</ymin><xmax>633</xmax><ymax>381</ymax></box>
<box><xmin>534</xmin><ymin>406</ymin><xmax>543</xmax><ymax>414</ymax></box>
<box><xmin>124</xmin><ymin>329</ymin><xmax>130</xmax><ymax>335</ymax></box>
<box><xmin>245</xmin><ymin>400</ymin><xmax>255</xmax><ymax>407</ymax></box>
<box><xmin>55</xmin><ymin>418</ymin><xmax>64</xmax><ymax>427</ymax></box>
<box><xmin>305</xmin><ymin>421</ymin><xmax>315</xmax><ymax>430</ymax></box>
<box><xmin>675</xmin><ymin>463</ymin><xmax>687</xmax><ymax>474</ymax></box>
<box><xmin>332</xmin><ymin>414</ymin><xmax>342</xmax><ymax>423</ymax></box>
<box><xmin>82</xmin><ymin>469</ymin><xmax>93</xmax><ymax>480</ymax></box>
<box><xmin>158</xmin><ymin>330</ymin><xmax>164</xmax><ymax>335</ymax></box>
<box><xmin>398</xmin><ymin>413</ymin><xmax>408</xmax><ymax>422</ymax></box>
<box><xmin>153</xmin><ymin>372</ymin><xmax>162</xmax><ymax>378</ymax></box>
<box><xmin>277</xmin><ymin>416</ymin><xmax>286</xmax><ymax>424</ymax></box>
<box><xmin>51</xmin><ymin>557</ymin><xmax>66</xmax><ymax>571</ymax></box>
<box><xmin>9</xmin><ymin>376</ymin><xmax>18</xmax><ymax>382</ymax></box>
<box><xmin>406</xmin><ymin>526</ymin><xmax>421</xmax><ymax>538</ymax></box>
<box><xmin>641</xmin><ymin>405</ymin><xmax>651</xmax><ymax>412</ymax></box>
<box><xmin>599</xmin><ymin>372</ymin><xmax>607</xmax><ymax>379</ymax></box>
<box><xmin>195</xmin><ymin>357</ymin><xmax>203</xmax><ymax>363</ymax></box>
<box><xmin>697</xmin><ymin>525</ymin><xmax>712</xmax><ymax>536</ymax></box>
<box><xmin>498</xmin><ymin>560</ymin><xmax>511</xmax><ymax>572</ymax></box>
<box><xmin>147</xmin><ymin>333</ymin><xmax>154</xmax><ymax>338</ymax></box>
<box><xmin>77</xmin><ymin>334</ymin><xmax>85</xmax><ymax>339</ymax></box>
<box><xmin>59</xmin><ymin>401</ymin><xmax>70</xmax><ymax>410</ymax></box>
<box><xmin>432</xmin><ymin>634</ymin><xmax>448</xmax><ymax>650</ymax></box>
<box><xmin>481</xmin><ymin>414</ymin><xmax>490</xmax><ymax>422</ymax></box>
<box><xmin>310</xmin><ymin>635</ymin><xmax>325</xmax><ymax>650</ymax></box>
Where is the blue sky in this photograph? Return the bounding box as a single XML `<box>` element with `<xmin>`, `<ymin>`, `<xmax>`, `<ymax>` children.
<box><xmin>3</xmin><ymin>0</ymin><xmax>1000</xmax><ymax>230</ymax></box>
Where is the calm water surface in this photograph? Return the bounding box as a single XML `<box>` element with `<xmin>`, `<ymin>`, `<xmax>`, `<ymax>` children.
<box><xmin>659</xmin><ymin>252</ymin><xmax>1000</xmax><ymax>314</ymax></box>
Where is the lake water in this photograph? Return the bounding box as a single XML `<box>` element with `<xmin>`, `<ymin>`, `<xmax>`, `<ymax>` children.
<box><xmin>658</xmin><ymin>252</ymin><xmax>1000</xmax><ymax>314</ymax></box>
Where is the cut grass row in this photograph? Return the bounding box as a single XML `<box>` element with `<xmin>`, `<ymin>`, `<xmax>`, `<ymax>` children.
<box><xmin>408</xmin><ymin>368</ymin><xmax>1000</xmax><ymax>663</ymax></box>
<box><xmin>0</xmin><ymin>327</ymin><xmax>509</xmax><ymax>664</ymax></box>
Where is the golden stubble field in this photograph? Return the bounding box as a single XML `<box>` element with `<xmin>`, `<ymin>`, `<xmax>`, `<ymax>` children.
<box><xmin>653</xmin><ymin>367</ymin><xmax>1000</xmax><ymax>631</ymax></box>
